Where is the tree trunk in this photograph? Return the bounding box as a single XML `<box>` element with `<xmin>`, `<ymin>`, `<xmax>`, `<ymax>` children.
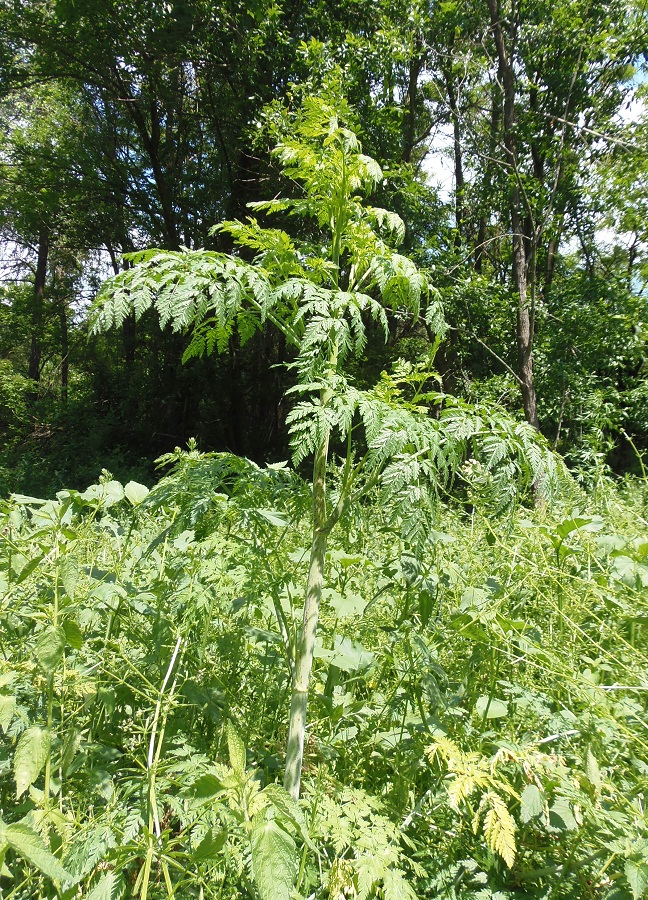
<box><xmin>29</xmin><ymin>229</ymin><xmax>49</xmax><ymax>385</ymax></box>
<box><xmin>107</xmin><ymin>243</ymin><xmax>120</xmax><ymax>276</ymax></box>
<box><xmin>442</xmin><ymin>60</ymin><xmax>465</xmax><ymax>246</ymax></box>
<box><xmin>123</xmin><ymin>92</ymin><xmax>181</xmax><ymax>250</ymax></box>
<box><xmin>475</xmin><ymin>78</ymin><xmax>502</xmax><ymax>272</ymax></box>
<box><xmin>543</xmin><ymin>233</ymin><xmax>560</xmax><ymax>299</ymax></box>
<box><xmin>402</xmin><ymin>48</ymin><xmax>424</xmax><ymax>164</ymax></box>
<box><xmin>487</xmin><ymin>0</ymin><xmax>539</xmax><ymax>429</ymax></box>
<box><xmin>122</xmin><ymin>313</ymin><xmax>137</xmax><ymax>367</ymax></box>
<box><xmin>513</xmin><ymin>231</ymin><xmax>539</xmax><ymax>429</ymax></box>
<box><xmin>59</xmin><ymin>301</ymin><xmax>69</xmax><ymax>403</ymax></box>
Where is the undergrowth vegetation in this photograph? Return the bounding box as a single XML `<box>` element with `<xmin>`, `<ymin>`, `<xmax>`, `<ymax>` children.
<box><xmin>1</xmin><ymin>86</ymin><xmax>647</xmax><ymax>900</ymax></box>
<box><xmin>1</xmin><ymin>455</ymin><xmax>647</xmax><ymax>899</ymax></box>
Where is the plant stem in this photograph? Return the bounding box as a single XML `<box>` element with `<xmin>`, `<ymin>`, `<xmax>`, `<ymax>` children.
<box><xmin>284</xmin><ymin>428</ymin><xmax>330</xmax><ymax>800</ymax></box>
<box><xmin>141</xmin><ymin>634</ymin><xmax>183</xmax><ymax>900</ymax></box>
<box><xmin>284</xmin><ymin>168</ymin><xmax>347</xmax><ymax>799</ymax></box>
<box><xmin>43</xmin><ymin>540</ymin><xmax>61</xmax><ymax>810</ymax></box>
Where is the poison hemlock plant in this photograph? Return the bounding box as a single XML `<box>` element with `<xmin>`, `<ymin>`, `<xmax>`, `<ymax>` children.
<box><xmin>93</xmin><ymin>91</ymin><xmax>558</xmax><ymax>803</ymax></box>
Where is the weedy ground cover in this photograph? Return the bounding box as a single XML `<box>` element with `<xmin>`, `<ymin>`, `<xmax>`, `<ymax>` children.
<box><xmin>0</xmin><ymin>460</ymin><xmax>646</xmax><ymax>899</ymax></box>
<box><xmin>1</xmin><ymin>83</ymin><xmax>647</xmax><ymax>900</ymax></box>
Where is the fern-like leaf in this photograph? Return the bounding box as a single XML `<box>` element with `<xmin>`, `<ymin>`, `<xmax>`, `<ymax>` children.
<box><xmin>481</xmin><ymin>792</ymin><xmax>516</xmax><ymax>868</ymax></box>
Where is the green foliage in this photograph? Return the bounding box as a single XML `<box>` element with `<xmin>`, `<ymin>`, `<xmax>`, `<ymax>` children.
<box><xmin>0</xmin><ymin>819</ymin><xmax>72</xmax><ymax>883</ymax></box>
<box><xmin>0</xmin><ymin>465</ymin><xmax>646</xmax><ymax>898</ymax></box>
<box><xmin>249</xmin><ymin>810</ymin><xmax>297</xmax><ymax>900</ymax></box>
<box><xmin>1</xmin><ymin>20</ymin><xmax>647</xmax><ymax>899</ymax></box>
<box><xmin>92</xmin><ymin>90</ymin><xmax>561</xmax><ymax>807</ymax></box>
<box><xmin>13</xmin><ymin>726</ymin><xmax>50</xmax><ymax>798</ymax></box>
<box><xmin>1</xmin><ymin>0</ymin><xmax>645</xmax><ymax>490</ymax></box>
<box><xmin>93</xmin><ymin>92</ymin><xmax>558</xmax><ymax>537</ymax></box>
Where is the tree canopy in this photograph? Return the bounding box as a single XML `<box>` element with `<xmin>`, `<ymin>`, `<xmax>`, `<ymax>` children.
<box><xmin>0</xmin><ymin>0</ymin><xmax>646</xmax><ymax>492</ymax></box>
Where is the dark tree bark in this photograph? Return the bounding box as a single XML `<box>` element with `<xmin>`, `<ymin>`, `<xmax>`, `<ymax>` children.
<box><xmin>117</xmin><ymin>78</ymin><xmax>182</xmax><ymax>251</ymax></box>
<box><xmin>402</xmin><ymin>47</ymin><xmax>425</xmax><ymax>164</ymax></box>
<box><xmin>475</xmin><ymin>80</ymin><xmax>502</xmax><ymax>273</ymax></box>
<box><xmin>28</xmin><ymin>228</ymin><xmax>49</xmax><ymax>385</ymax></box>
<box><xmin>59</xmin><ymin>293</ymin><xmax>69</xmax><ymax>403</ymax></box>
<box><xmin>487</xmin><ymin>0</ymin><xmax>539</xmax><ymax>429</ymax></box>
<box><xmin>442</xmin><ymin>55</ymin><xmax>465</xmax><ymax>246</ymax></box>
<box><xmin>544</xmin><ymin>232</ymin><xmax>560</xmax><ymax>298</ymax></box>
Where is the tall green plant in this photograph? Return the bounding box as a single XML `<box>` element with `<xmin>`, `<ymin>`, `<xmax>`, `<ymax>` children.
<box><xmin>93</xmin><ymin>90</ymin><xmax>557</xmax><ymax>799</ymax></box>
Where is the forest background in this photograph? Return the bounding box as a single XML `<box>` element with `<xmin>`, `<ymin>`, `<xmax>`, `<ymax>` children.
<box><xmin>0</xmin><ymin>0</ymin><xmax>647</xmax><ymax>492</ymax></box>
<box><xmin>1</xmin><ymin>2</ymin><xmax>648</xmax><ymax>900</ymax></box>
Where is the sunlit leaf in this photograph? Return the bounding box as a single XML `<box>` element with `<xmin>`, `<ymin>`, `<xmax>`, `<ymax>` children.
<box><xmin>35</xmin><ymin>626</ymin><xmax>66</xmax><ymax>674</ymax></box>
<box><xmin>250</xmin><ymin>811</ymin><xmax>297</xmax><ymax>900</ymax></box>
<box><xmin>520</xmin><ymin>784</ymin><xmax>544</xmax><ymax>823</ymax></box>
<box><xmin>2</xmin><ymin>821</ymin><xmax>71</xmax><ymax>882</ymax></box>
<box><xmin>475</xmin><ymin>696</ymin><xmax>509</xmax><ymax>719</ymax></box>
<box><xmin>14</xmin><ymin>726</ymin><xmax>50</xmax><ymax>798</ymax></box>
<box><xmin>124</xmin><ymin>481</ymin><xmax>150</xmax><ymax>505</ymax></box>
<box><xmin>227</xmin><ymin>722</ymin><xmax>246</xmax><ymax>775</ymax></box>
